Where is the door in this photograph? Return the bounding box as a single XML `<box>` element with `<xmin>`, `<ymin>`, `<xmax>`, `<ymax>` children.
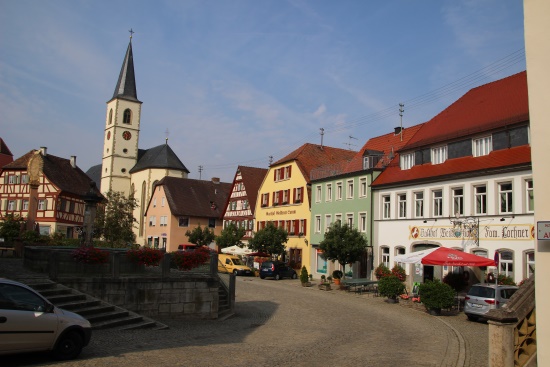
<box><xmin>423</xmin><ymin>266</ymin><xmax>434</xmax><ymax>282</ymax></box>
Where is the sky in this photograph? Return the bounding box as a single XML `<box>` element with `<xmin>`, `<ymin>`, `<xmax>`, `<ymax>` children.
<box><xmin>0</xmin><ymin>0</ymin><xmax>526</xmax><ymax>183</ymax></box>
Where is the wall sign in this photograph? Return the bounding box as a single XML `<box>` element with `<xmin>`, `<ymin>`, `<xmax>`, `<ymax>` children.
<box><xmin>537</xmin><ymin>221</ymin><xmax>550</xmax><ymax>240</ymax></box>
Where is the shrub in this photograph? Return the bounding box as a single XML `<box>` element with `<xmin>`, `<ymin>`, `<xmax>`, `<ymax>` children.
<box><xmin>170</xmin><ymin>246</ymin><xmax>211</xmax><ymax>271</ymax></box>
<box><xmin>419</xmin><ymin>279</ymin><xmax>455</xmax><ymax>311</ymax></box>
<box><xmin>126</xmin><ymin>247</ymin><xmax>164</xmax><ymax>267</ymax></box>
<box><xmin>374</xmin><ymin>263</ymin><xmax>391</xmax><ymax>279</ymax></box>
<box><xmin>71</xmin><ymin>246</ymin><xmax>109</xmax><ymax>265</ymax></box>
<box><xmin>332</xmin><ymin>270</ymin><xmax>343</xmax><ymax>280</ymax></box>
<box><xmin>442</xmin><ymin>272</ymin><xmax>468</xmax><ymax>292</ymax></box>
<box><xmin>378</xmin><ymin>275</ymin><xmax>405</xmax><ymax>300</ymax></box>
<box><xmin>300</xmin><ymin>266</ymin><xmax>309</xmax><ymax>283</ymax></box>
<box><xmin>391</xmin><ymin>265</ymin><xmax>406</xmax><ymax>282</ymax></box>
<box><xmin>497</xmin><ymin>274</ymin><xmax>516</xmax><ymax>286</ymax></box>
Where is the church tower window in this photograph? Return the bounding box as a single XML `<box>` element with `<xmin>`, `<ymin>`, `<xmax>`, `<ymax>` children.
<box><xmin>123</xmin><ymin>109</ymin><xmax>132</xmax><ymax>124</ymax></box>
<box><xmin>109</xmin><ymin>109</ymin><xmax>113</xmax><ymax>124</ymax></box>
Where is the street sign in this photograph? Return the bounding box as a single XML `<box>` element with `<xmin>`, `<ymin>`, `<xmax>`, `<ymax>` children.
<box><xmin>537</xmin><ymin>221</ymin><xmax>550</xmax><ymax>240</ymax></box>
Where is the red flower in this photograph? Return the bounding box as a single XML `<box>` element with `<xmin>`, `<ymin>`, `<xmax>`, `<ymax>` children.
<box><xmin>71</xmin><ymin>246</ymin><xmax>109</xmax><ymax>265</ymax></box>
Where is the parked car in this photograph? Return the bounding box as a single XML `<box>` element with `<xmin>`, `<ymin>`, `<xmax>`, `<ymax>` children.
<box><xmin>464</xmin><ymin>283</ymin><xmax>519</xmax><ymax>321</ymax></box>
<box><xmin>218</xmin><ymin>254</ymin><xmax>253</xmax><ymax>276</ymax></box>
<box><xmin>260</xmin><ymin>261</ymin><xmax>298</xmax><ymax>280</ymax></box>
<box><xmin>0</xmin><ymin>278</ymin><xmax>92</xmax><ymax>360</ymax></box>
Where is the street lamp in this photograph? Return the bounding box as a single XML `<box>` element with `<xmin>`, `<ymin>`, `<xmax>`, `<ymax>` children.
<box><xmin>449</xmin><ymin>213</ymin><xmax>480</xmax><ymax>246</ymax></box>
<box><xmin>82</xmin><ymin>182</ymin><xmax>102</xmax><ymax>247</ymax></box>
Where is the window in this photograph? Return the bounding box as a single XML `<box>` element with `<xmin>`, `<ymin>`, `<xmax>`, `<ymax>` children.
<box><xmin>209</xmin><ymin>218</ymin><xmax>216</xmax><ymax>228</ymax></box>
<box><xmin>359</xmin><ymin>213</ymin><xmax>367</xmax><ymax>232</ymax></box>
<box><xmin>275</xmin><ymin>169</ymin><xmax>281</xmax><ymax>181</ymax></box>
<box><xmin>123</xmin><ymin>108</ymin><xmax>132</xmax><ymax>124</ymax></box>
<box><xmin>7</xmin><ymin>200</ymin><xmax>16</xmax><ymax>211</ymax></box>
<box><xmin>282</xmin><ymin>189</ymin><xmax>289</xmax><ymax>204</ymax></box>
<box><xmin>160</xmin><ymin>216</ymin><xmax>167</xmax><ymax>226</ymax></box>
<box><xmin>8</xmin><ymin>175</ymin><xmax>17</xmax><ymax>184</ymax></box>
<box><xmin>499</xmin><ymin>250</ymin><xmax>514</xmax><ymax>279</ymax></box>
<box><xmin>324</xmin><ymin>215</ymin><xmax>332</xmax><ymax>233</ymax></box>
<box><xmin>499</xmin><ymin>182</ymin><xmax>513</xmax><ymax>214</ymax></box>
<box><xmin>473</xmin><ymin>136</ymin><xmax>492</xmax><ymax>157</ymax></box>
<box><xmin>284</xmin><ymin>166</ymin><xmax>291</xmax><ymax>179</ymax></box>
<box><xmin>475</xmin><ymin>186</ymin><xmax>487</xmax><ymax>215</ymax></box>
<box><xmin>149</xmin><ymin>216</ymin><xmax>156</xmax><ymax>226</ymax></box>
<box><xmin>273</xmin><ymin>191</ymin><xmax>280</xmax><ymax>206</ymax></box>
<box><xmin>383</xmin><ymin>196</ymin><xmax>391</xmax><ymax>219</ymax></box>
<box><xmin>261</xmin><ymin>193</ymin><xmax>269</xmax><ymax>207</ymax></box>
<box><xmin>336</xmin><ymin>182</ymin><xmax>342</xmax><ymax>200</ymax></box>
<box><xmin>316</xmin><ymin>186</ymin><xmax>321</xmax><ymax>203</ymax></box>
<box><xmin>335</xmin><ymin>214</ymin><xmax>342</xmax><ymax>224</ymax></box>
<box><xmin>526</xmin><ymin>180</ymin><xmax>534</xmax><ymax>212</ymax></box>
<box><xmin>398</xmin><ymin>194</ymin><xmax>407</xmax><ymax>218</ymax></box>
<box><xmin>38</xmin><ymin>199</ymin><xmax>47</xmax><ymax>211</ymax></box>
<box><xmin>359</xmin><ymin>178</ymin><xmax>367</xmax><ymax>197</ymax></box>
<box><xmin>178</xmin><ymin>217</ymin><xmax>189</xmax><ymax>227</ymax></box>
<box><xmin>472</xmin><ymin>249</ymin><xmax>488</xmax><ymax>259</ymax></box>
<box><xmin>363</xmin><ymin>156</ymin><xmax>369</xmax><ymax>170</ymax></box>
<box><xmin>316</xmin><ymin>250</ymin><xmax>328</xmax><ymax>274</ymax></box>
<box><xmin>315</xmin><ymin>216</ymin><xmax>321</xmax><ymax>233</ymax></box>
<box><xmin>433</xmin><ymin>190</ymin><xmax>443</xmax><ymax>217</ymax></box>
<box><xmin>346</xmin><ymin>213</ymin><xmax>353</xmax><ymax>227</ymax></box>
<box><xmin>395</xmin><ymin>247</ymin><xmax>406</xmax><ymax>268</ymax></box>
<box><xmin>414</xmin><ymin>192</ymin><xmax>424</xmax><ymax>218</ymax></box>
<box><xmin>401</xmin><ymin>153</ymin><xmax>415</xmax><ymax>170</ymax></box>
<box><xmin>161</xmin><ymin>197</ymin><xmax>165</xmax><ymax>207</ymax></box>
<box><xmin>347</xmin><ymin>180</ymin><xmax>354</xmax><ymax>199</ymax></box>
<box><xmin>452</xmin><ymin>188</ymin><xmax>464</xmax><ymax>216</ymax></box>
<box><xmin>22</xmin><ymin>200</ymin><xmax>29</xmax><ymax>211</ymax></box>
<box><xmin>431</xmin><ymin>146</ymin><xmax>447</xmax><ymax>164</ymax></box>
<box><xmin>299</xmin><ymin>219</ymin><xmax>306</xmax><ymax>235</ymax></box>
<box><xmin>525</xmin><ymin>251</ymin><xmax>535</xmax><ymax>278</ymax></box>
<box><xmin>294</xmin><ymin>187</ymin><xmax>303</xmax><ymax>203</ymax></box>
<box><xmin>153</xmin><ymin>198</ymin><xmax>157</xmax><ymax>207</ymax></box>
<box><xmin>109</xmin><ymin>109</ymin><xmax>113</xmax><ymax>124</ymax></box>
<box><xmin>21</xmin><ymin>174</ymin><xmax>29</xmax><ymax>184</ymax></box>
<box><xmin>381</xmin><ymin>247</ymin><xmax>390</xmax><ymax>268</ymax></box>
<box><xmin>326</xmin><ymin>184</ymin><xmax>332</xmax><ymax>202</ymax></box>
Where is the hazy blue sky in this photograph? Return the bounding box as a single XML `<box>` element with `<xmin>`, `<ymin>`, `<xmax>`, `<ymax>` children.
<box><xmin>0</xmin><ymin>0</ymin><xmax>526</xmax><ymax>182</ymax></box>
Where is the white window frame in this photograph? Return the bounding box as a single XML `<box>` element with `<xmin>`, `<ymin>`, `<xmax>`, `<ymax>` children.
<box><xmin>8</xmin><ymin>200</ymin><xmax>16</xmax><ymax>211</ymax></box>
<box><xmin>395</xmin><ymin>247</ymin><xmax>406</xmax><ymax>268</ymax></box>
<box><xmin>400</xmin><ymin>153</ymin><xmax>415</xmax><ymax>170</ymax></box>
<box><xmin>359</xmin><ymin>178</ymin><xmax>367</xmax><ymax>197</ymax></box>
<box><xmin>381</xmin><ymin>247</ymin><xmax>390</xmax><ymax>268</ymax></box>
<box><xmin>525</xmin><ymin>179</ymin><xmax>534</xmax><ymax>213</ymax></box>
<box><xmin>499</xmin><ymin>182</ymin><xmax>513</xmax><ymax>214</ymax></box>
<box><xmin>161</xmin><ymin>197</ymin><xmax>165</xmax><ymax>207</ymax></box>
<box><xmin>499</xmin><ymin>250</ymin><xmax>514</xmax><ymax>279</ymax></box>
<box><xmin>336</xmin><ymin>182</ymin><xmax>343</xmax><ymax>201</ymax></box>
<box><xmin>473</xmin><ymin>136</ymin><xmax>492</xmax><ymax>157</ymax></box>
<box><xmin>398</xmin><ymin>193</ymin><xmax>407</xmax><ymax>218</ymax></box>
<box><xmin>326</xmin><ymin>183</ymin><xmax>332</xmax><ymax>202</ymax></box>
<box><xmin>22</xmin><ymin>199</ymin><xmax>29</xmax><ymax>211</ymax></box>
<box><xmin>324</xmin><ymin>214</ymin><xmax>332</xmax><ymax>233</ymax></box>
<box><xmin>433</xmin><ymin>190</ymin><xmax>443</xmax><ymax>217</ymax></box>
<box><xmin>452</xmin><ymin>188</ymin><xmax>464</xmax><ymax>216</ymax></box>
<box><xmin>346</xmin><ymin>180</ymin><xmax>354</xmax><ymax>199</ymax></box>
<box><xmin>475</xmin><ymin>185</ymin><xmax>487</xmax><ymax>215</ymax></box>
<box><xmin>149</xmin><ymin>216</ymin><xmax>156</xmax><ymax>226</ymax></box>
<box><xmin>316</xmin><ymin>185</ymin><xmax>322</xmax><ymax>203</ymax></box>
<box><xmin>431</xmin><ymin>145</ymin><xmax>447</xmax><ymax>165</ymax></box>
<box><xmin>525</xmin><ymin>251</ymin><xmax>535</xmax><ymax>278</ymax></box>
<box><xmin>414</xmin><ymin>192</ymin><xmax>424</xmax><ymax>218</ymax></box>
<box><xmin>346</xmin><ymin>213</ymin><xmax>354</xmax><ymax>228</ymax></box>
<box><xmin>315</xmin><ymin>215</ymin><xmax>321</xmax><ymax>234</ymax></box>
<box><xmin>382</xmin><ymin>195</ymin><xmax>391</xmax><ymax>219</ymax></box>
<box><xmin>160</xmin><ymin>216</ymin><xmax>167</xmax><ymax>226</ymax></box>
<box><xmin>363</xmin><ymin>156</ymin><xmax>369</xmax><ymax>170</ymax></box>
<box><xmin>38</xmin><ymin>199</ymin><xmax>46</xmax><ymax>211</ymax></box>
<box><xmin>359</xmin><ymin>212</ymin><xmax>367</xmax><ymax>233</ymax></box>
<box><xmin>335</xmin><ymin>214</ymin><xmax>342</xmax><ymax>224</ymax></box>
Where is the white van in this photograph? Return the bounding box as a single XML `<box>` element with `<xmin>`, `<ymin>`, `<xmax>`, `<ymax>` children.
<box><xmin>218</xmin><ymin>254</ymin><xmax>253</xmax><ymax>276</ymax></box>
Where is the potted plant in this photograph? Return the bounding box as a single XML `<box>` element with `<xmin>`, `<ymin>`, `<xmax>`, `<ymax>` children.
<box><xmin>300</xmin><ymin>266</ymin><xmax>311</xmax><ymax>287</ymax></box>
<box><xmin>327</xmin><ymin>275</ymin><xmax>333</xmax><ymax>283</ymax></box>
<box><xmin>442</xmin><ymin>272</ymin><xmax>468</xmax><ymax>293</ymax></box>
<box><xmin>332</xmin><ymin>270</ymin><xmax>343</xmax><ymax>285</ymax></box>
<box><xmin>419</xmin><ymin>279</ymin><xmax>455</xmax><ymax>315</ymax></box>
<box><xmin>391</xmin><ymin>265</ymin><xmax>406</xmax><ymax>282</ymax></box>
<box><xmin>377</xmin><ymin>275</ymin><xmax>405</xmax><ymax>303</ymax></box>
<box><xmin>320</xmin><ymin>275</ymin><xmax>326</xmax><ymax>283</ymax></box>
<box><xmin>374</xmin><ymin>263</ymin><xmax>391</xmax><ymax>279</ymax></box>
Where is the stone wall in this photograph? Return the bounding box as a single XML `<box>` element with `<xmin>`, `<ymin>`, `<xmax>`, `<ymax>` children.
<box><xmin>60</xmin><ymin>276</ymin><xmax>220</xmax><ymax>319</ymax></box>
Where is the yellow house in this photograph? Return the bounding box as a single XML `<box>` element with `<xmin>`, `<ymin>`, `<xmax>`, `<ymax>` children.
<box><xmin>254</xmin><ymin>143</ymin><xmax>356</xmax><ymax>273</ymax></box>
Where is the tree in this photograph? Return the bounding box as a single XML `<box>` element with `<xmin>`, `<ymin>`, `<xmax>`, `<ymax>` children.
<box><xmin>319</xmin><ymin>221</ymin><xmax>368</xmax><ymax>278</ymax></box>
<box><xmin>215</xmin><ymin>223</ymin><xmax>246</xmax><ymax>251</ymax></box>
<box><xmin>248</xmin><ymin>223</ymin><xmax>288</xmax><ymax>256</ymax></box>
<box><xmin>0</xmin><ymin>213</ymin><xmax>25</xmax><ymax>242</ymax></box>
<box><xmin>185</xmin><ymin>225</ymin><xmax>215</xmax><ymax>247</ymax></box>
<box><xmin>94</xmin><ymin>191</ymin><xmax>137</xmax><ymax>246</ymax></box>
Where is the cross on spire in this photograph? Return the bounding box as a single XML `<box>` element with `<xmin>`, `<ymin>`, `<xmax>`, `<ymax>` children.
<box><xmin>129</xmin><ymin>28</ymin><xmax>135</xmax><ymax>40</ymax></box>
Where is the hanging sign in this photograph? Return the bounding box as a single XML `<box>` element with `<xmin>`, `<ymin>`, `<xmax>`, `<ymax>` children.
<box><xmin>537</xmin><ymin>221</ymin><xmax>550</xmax><ymax>240</ymax></box>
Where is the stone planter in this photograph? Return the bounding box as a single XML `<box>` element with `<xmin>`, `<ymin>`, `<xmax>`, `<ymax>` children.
<box><xmin>318</xmin><ymin>283</ymin><xmax>332</xmax><ymax>291</ymax></box>
<box><xmin>301</xmin><ymin>281</ymin><xmax>313</xmax><ymax>287</ymax></box>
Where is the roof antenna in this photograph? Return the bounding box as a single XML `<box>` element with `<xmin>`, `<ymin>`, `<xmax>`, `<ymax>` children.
<box><xmin>399</xmin><ymin>103</ymin><xmax>405</xmax><ymax>141</ymax></box>
<box><xmin>320</xmin><ymin>128</ymin><xmax>325</xmax><ymax>150</ymax></box>
<box><xmin>165</xmin><ymin>128</ymin><xmax>169</xmax><ymax>145</ymax></box>
<box><xmin>198</xmin><ymin>165</ymin><xmax>203</xmax><ymax>180</ymax></box>
<box><xmin>344</xmin><ymin>135</ymin><xmax>357</xmax><ymax>150</ymax></box>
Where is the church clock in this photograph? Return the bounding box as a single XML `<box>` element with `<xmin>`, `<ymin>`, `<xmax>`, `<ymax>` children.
<box><xmin>122</xmin><ymin>131</ymin><xmax>132</xmax><ymax>140</ymax></box>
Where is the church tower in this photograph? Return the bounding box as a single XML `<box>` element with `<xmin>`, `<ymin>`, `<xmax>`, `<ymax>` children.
<box><xmin>100</xmin><ymin>34</ymin><xmax>142</xmax><ymax>196</ymax></box>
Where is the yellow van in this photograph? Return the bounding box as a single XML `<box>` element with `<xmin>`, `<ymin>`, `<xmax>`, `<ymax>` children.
<box><xmin>218</xmin><ymin>254</ymin><xmax>253</xmax><ymax>276</ymax></box>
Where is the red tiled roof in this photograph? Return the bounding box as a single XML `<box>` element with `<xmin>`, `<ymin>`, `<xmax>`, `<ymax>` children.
<box><xmin>0</xmin><ymin>138</ymin><xmax>14</xmax><ymax>169</ymax></box>
<box><xmin>344</xmin><ymin>123</ymin><xmax>424</xmax><ymax>173</ymax></box>
<box><xmin>404</xmin><ymin>71</ymin><xmax>528</xmax><ymax>150</ymax></box>
<box><xmin>273</xmin><ymin>143</ymin><xmax>357</xmax><ymax>183</ymax></box>
<box><xmin>372</xmin><ymin>145</ymin><xmax>531</xmax><ymax>187</ymax></box>
<box><xmin>237</xmin><ymin>166</ymin><xmax>268</xmax><ymax>212</ymax></box>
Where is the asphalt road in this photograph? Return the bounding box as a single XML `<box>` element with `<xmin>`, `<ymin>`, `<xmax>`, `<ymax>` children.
<box><xmin>2</xmin><ymin>275</ymin><xmax>488</xmax><ymax>367</ymax></box>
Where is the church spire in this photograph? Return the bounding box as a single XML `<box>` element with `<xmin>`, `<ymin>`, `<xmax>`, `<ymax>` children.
<box><xmin>112</xmin><ymin>31</ymin><xmax>140</xmax><ymax>102</ymax></box>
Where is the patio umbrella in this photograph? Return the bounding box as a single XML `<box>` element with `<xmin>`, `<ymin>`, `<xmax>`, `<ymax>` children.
<box><xmin>221</xmin><ymin>245</ymin><xmax>253</xmax><ymax>256</ymax></box>
<box><xmin>394</xmin><ymin>247</ymin><xmax>496</xmax><ymax>267</ymax></box>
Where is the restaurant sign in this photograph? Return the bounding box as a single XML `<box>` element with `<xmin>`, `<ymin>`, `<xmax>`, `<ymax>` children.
<box><xmin>409</xmin><ymin>224</ymin><xmax>534</xmax><ymax>241</ymax></box>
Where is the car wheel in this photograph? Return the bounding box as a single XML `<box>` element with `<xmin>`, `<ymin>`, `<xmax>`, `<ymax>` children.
<box><xmin>52</xmin><ymin>331</ymin><xmax>84</xmax><ymax>360</ymax></box>
<box><xmin>466</xmin><ymin>314</ymin><xmax>478</xmax><ymax>322</ymax></box>
<box><xmin>275</xmin><ymin>274</ymin><xmax>280</xmax><ymax>280</ymax></box>
<box><xmin>233</xmin><ymin>270</ymin><xmax>239</xmax><ymax>276</ymax></box>
<box><xmin>292</xmin><ymin>273</ymin><xmax>297</xmax><ymax>279</ymax></box>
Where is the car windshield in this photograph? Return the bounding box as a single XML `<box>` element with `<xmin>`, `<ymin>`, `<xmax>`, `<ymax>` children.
<box><xmin>232</xmin><ymin>258</ymin><xmax>244</xmax><ymax>265</ymax></box>
<box><xmin>468</xmin><ymin>286</ymin><xmax>495</xmax><ymax>298</ymax></box>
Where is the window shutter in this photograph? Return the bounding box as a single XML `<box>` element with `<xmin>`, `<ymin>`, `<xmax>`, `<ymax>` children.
<box><xmin>303</xmin><ymin>219</ymin><xmax>307</xmax><ymax>234</ymax></box>
<box><xmin>288</xmin><ymin>165</ymin><xmax>292</xmax><ymax>178</ymax></box>
<box><xmin>279</xmin><ymin>191</ymin><xmax>283</xmax><ymax>203</ymax></box>
<box><xmin>293</xmin><ymin>188</ymin><xmax>296</xmax><ymax>203</ymax></box>
<box><xmin>274</xmin><ymin>170</ymin><xmax>277</xmax><ymax>181</ymax></box>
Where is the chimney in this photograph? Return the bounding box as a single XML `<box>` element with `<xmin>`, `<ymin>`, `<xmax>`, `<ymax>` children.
<box><xmin>40</xmin><ymin>147</ymin><xmax>47</xmax><ymax>156</ymax></box>
<box><xmin>211</xmin><ymin>177</ymin><xmax>220</xmax><ymax>184</ymax></box>
<box><xmin>70</xmin><ymin>156</ymin><xmax>77</xmax><ymax>168</ymax></box>
<box><xmin>394</xmin><ymin>127</ymin><xmax>402</xmax><ymax>135</ymax></box>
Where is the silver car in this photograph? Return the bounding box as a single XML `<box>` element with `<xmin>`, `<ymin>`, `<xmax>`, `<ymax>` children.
<box><xmin>464</xmin><ymin>283</ymin><xmax>518</xmax><ymax>321</ymax></box>
<box><xmin>0</xmin><ymin>278</ymin><xmax>92</xmax><ymax>360</ymax></box>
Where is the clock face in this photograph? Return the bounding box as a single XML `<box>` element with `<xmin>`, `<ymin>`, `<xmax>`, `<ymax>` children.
<box><xmin>123</xmin><ymin>131</ymin><xmax>132</xmax><ymax>140</ymax></box>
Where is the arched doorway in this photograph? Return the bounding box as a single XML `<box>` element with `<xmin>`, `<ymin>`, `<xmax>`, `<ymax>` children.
<box><xmin>411</xmin><ymin>242</ymin><xmax>440</xmax><ymax>284</ymax></box>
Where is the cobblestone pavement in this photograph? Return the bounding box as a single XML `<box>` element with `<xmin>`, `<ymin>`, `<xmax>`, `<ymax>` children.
<box><xmin>1</xmin><ymin>259</ymin><xmax>488</xmax><ymax>367</ymax></box>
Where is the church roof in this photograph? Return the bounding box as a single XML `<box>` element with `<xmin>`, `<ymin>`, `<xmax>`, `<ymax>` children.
<box><xmin>0</xmin><ymin>137</ymin><xmax>14</xmax><ymax>169</ymax></box>
<box><xmin>129</xmin><ymin>143</ymin><xmax>190</xmax><ymax>174</ymax></box>
<box><xmin>110</xmin><ymin>40</ymin><xmax>141</xmax><ymax>103</ymax></box>
<box><xmin>85</xmin><ymin>164</ymin><xmax>102</xmax><ymax>188</ymax></box>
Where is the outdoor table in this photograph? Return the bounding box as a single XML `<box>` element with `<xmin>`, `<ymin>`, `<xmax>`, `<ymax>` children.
<box><xmin>340</xmin><ymin>279</ymin><xmax>378</xmax><ymax>294</ymax></box>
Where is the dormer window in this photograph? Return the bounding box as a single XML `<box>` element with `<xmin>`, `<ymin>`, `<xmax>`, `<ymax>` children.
<box><xmin>431</xmin><ymin>145</ymin><xmax>447</xmax><ymax>165</ymax></box>
<box><xmin>473</xmin><ymin>136</ymin><xmax>492</xmax><ymax>157</ymax></box>
<box><xmin>362</xmin><ymin>156</ymin><xmax>369</xmax><ymax>170</ymax></box>
<box><xmin>400</xmin><ymin>153</ymin><xmax>415</xmax><ymax>170</ymax></box>
<box><xmin>362</xmin><ymin>150</ymin><xmax>382</xmax><ymax>169</ymax></box>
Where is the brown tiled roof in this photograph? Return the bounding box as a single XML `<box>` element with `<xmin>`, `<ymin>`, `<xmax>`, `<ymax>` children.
<box><xmin>273</xmin><ymin>143</ymin><xmax>357</xmax><ymax>183</ymax></box>
<box><xmin>3</xmin><ymin>150</ymin><xmax>103</xmax><ymax>198</ymax></box>
<box><xmin>344</xmin><ymin>123</ymin><xmax>424</xmax><ymax>173</ymax></box>
<box><xmin>237</xmin><ymin>166</ymin><xmax>268</xmax><ymax>212</ymax></box>
<box><xmin>0</xmin><ymin>138</ymin><xmax>14</xmax><ymax>169</ymax></box>
<box><xmin>371</xmin><ymin>145</ymin><xmax>531</xmax><ymax>187</ymax></box>
<box><xmin>156</xmin><ymin>176</ymin><xmax>231</xmax><ymax>218</ymax></box>
<box><xmin>404</xmin><ymin>71</ymin><xmax>528</xmax><ymax>151</ymax></box>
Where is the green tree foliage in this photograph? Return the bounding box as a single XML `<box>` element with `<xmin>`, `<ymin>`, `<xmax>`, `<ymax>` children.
<box><xmin>378</xmin><ymin>275</ymin><xmax>406</xmax><ymax>300</ymax></box>
<box><xmin>0</xmin><ymin>213</ymin><xmax>25</xmax><ymax>242</ymax></box>
<box><xmin>185</xmin><ymin>225</ymin><xmax>215</xmax><ymax>247</ymax></box>
<box><xmin>215</xmin><ymin>223</ymin><xmax>246</xmax><ymax>250</ymax></box>
<box><xmin>419</xmin><ymin>279</ymin><xmax>456</xmax><ymax>311</ymax></box>
<box><xmin>319</xmin><ymin>221</ymin><xmax>368</xmax><ymax>277</ymax></box>
<box><xmin>300</xmin><ymin>266</ymin><xmax>309</xmax><ymax>283</ymax></box>
<box><xmin>94</xmin><ymin>191</ymin><xmax>137</xmax><ymax>246</ymax></box>
<box><xmin>247</xmin><ymin>222</ymin><xmax>288</xmax><ymax>256</ymax></box>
